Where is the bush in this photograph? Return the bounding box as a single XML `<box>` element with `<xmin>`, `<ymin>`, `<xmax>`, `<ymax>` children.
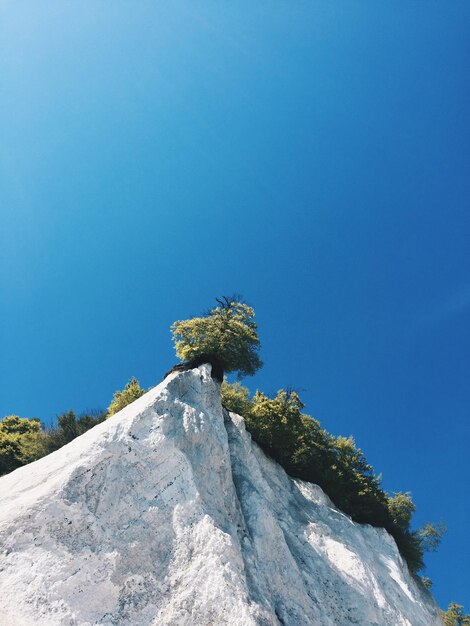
<box><xmin>0</xmin><ymin>416</ymin><xmax>48</xmax><ymax>475</ymax></box>
<box><xmin>246</xmin><ymin>389</ymin><xmax>312</xmax><ymax>468</ymax></box>
<box><xmin>47</xmin><ymin>409</ymin><xmax>106</xmax><ymax>451</ymax></box>
<box><xmin>387</xmin><ymin>492</ymin><xmax>416</xmax><ymax>530</ymax></box>
<box><xmin>171</xmin><ymin>296</ymin><xmax>262</xmax><ymax>380</ymax></box>
<box><xmin>417</xmin><ymin>522</ymin><xmax>446</xmax><ymax>552</ymax></box>
<box><xmin>221</xmin><ymin>380</ymin><xmax>253</xmax><ymax>417</ymax></box>
<box><xmin>107</xmin><ymin>377</ymin><xmax>145</xmax><ymax>416</ymax></box>
<box><xmin>0</xmin><ymin>376</ymin><xmax>145</xmax><ymax>475</ymax></box>
<box><xmin>221</xmin><ymin>381</ymin><xmax>442</xmax><ymax>575</ymax></box>
<box><xmin>442</xmin><ymin>602</ymin><xmax>470</xmax><ymax>626</ymax></box>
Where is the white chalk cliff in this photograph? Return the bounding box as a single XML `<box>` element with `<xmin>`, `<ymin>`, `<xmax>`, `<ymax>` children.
<box><xmin>0</xmin><ymin>365</ymin><xmax>442</xmax><ymax>625</ymax></box>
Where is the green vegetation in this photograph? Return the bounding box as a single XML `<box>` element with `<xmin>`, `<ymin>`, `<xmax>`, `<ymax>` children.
<box><xmin>442</xmin><ymin>603</ymin><xmax>470</xmax><ymax>626</ymax></box>
<box><xmin>107</xmin><ymin>377</ymin><xmax>145</xmax><ymax>416</ymax></box>
<box><xmin>418</xmin><ymin>521</ymin><xmax>447</xmax><ymax>553</ymax></box>
<box><xmin>0</xmin><ymin>415</ymin><xmax>48</xmax><ymax>475</ymax></box>
<box><xmin>171</xmin><ymin>296</ymin><xmax>262</xmax><ymax>380</ymax></box>
<box><xmin>420</xmin><ymin>577</ymin><xmax>433</xmax><ymax>590</ymax></box>
<box><xmin>47</xmin><ymin>410</ymin><xmax>106</xmax><ymax>451</ymax></box>
<box><xmin>387</xmin><ymin>492</ymin><xmax>415</xmax><ymax>530</ymax></box>
<box><xmin>221</xmin><ymin>380</ymin><xmax>445</xmax><ymax>575</ymax></box>
<box><xmin>0</xmin><ymin>376</ymin><xmax>144</xmax><ymax>476</ymax></box>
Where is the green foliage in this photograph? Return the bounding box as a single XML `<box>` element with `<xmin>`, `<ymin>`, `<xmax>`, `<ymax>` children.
<box><xmin>47</xmin><ymin>410</ymin><xmax>106</xmax><ymax>451</ymax></box>
<box><xmin>246</xmin><ymin>390</ymin><xmax>306</xmax><ymax>465</ymax></box>
<box><xmin>329</xmin><ymin>435</ymin><xmax>390</xmax><ymax>526</ymax></box>
<box><xmin>387</xmin><ymin>492</ymin><xmax>416</xmax><ymax>530</ymax></box>
<box><xmin>221</xmin><ymin>380</ymin><xmax>254</xmax><ymax>417</ymax></box>
<box><xmin>231</xmin><ymin>385</ymin><xmax>391</xmax><ymax>527</ymax></box>
<box><xmin>0</xmin><ymin>416</ymin><xmax>48</xmax><ymax>475</ymax></box>
<box><xmin>171</xmin><ymin>296</ymin><xmax>262</xmax><ymax>379</ymax></box>
<box><xmin>417</xmin><ymin>521</ymin><xmax>446</xmax><ymax>553</ymax></box>
<box><xmin>107</xmin><ymin>377</ymin><xmax>145</xmax><ymax>416</ymax></box>
<box><xmin>0</xmin><ymin>375</ymin><xmax>141</xmax><ymax>475</ymax></box>
<box><xmin>1</xmin><ymin>415</ymin><xmax>41</xmax><ymax>436</ymax></box>
<box><xmin>224</xmin><ymin>384</ymin><xmax>329</xmax><ymax>475</ymax></box>
<box><xmin>221</xmin><ymin>381</ymin><xmax>445</xmax><ymax>575</ymax></box>
<box><xmin>420</xmin><ymin>577</ymin><xmax>433</xmax><ymax>590</ymax></box>
<box><xmin>0</xmin><ymin>431</ymin><xmax>21</xmax><ymax>475</ymax></box>
<box><xmin>442</xmin><ymin>602</ymin><xmax>470</xmax><ymax>626</ymax></box>
<box><xmin>391</xmin><ymin>528</ymin><xmax>425</xmax><ymax>575</ymax></box>
<box><xmin>0</xmin><ymin>407</ymin><xmax>107</xmax><ymax>475</ymax></box>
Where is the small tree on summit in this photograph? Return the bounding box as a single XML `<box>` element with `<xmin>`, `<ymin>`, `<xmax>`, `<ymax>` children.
<box><xmin>171</xmin><ymin>296</ymin><xmax>262</xmax><ymax>381</ymax></box>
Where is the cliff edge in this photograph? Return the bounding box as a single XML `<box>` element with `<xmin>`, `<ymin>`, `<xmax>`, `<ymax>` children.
<box><xmin>0</xmin><ymin>365</ymin><xmax>442</xmax><ymax>625</ymax></box>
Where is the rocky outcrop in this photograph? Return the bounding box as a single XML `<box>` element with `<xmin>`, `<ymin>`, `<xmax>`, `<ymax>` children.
<box><xmin>0</xmin><ymin>365</ymin><xmax>442</xmax><ymax>625</ymax></box>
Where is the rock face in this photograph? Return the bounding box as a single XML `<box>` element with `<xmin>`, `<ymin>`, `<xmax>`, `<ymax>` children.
<box><xmin>0</xmin><ymin>365</ymin><xmax>442</xmax><ymax>626</ymax></box>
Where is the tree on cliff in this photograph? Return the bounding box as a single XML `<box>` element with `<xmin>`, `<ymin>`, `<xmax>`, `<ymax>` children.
<box><xmin>442</xmin><ymin>602</ymin><xmax>470</xmax><ymax>626</ymax></box>
<box><xmin>0</xmin><ymin>416</ymin><xmax>48</xmax><ymax>475</ymax></box>
<box><xmin>107</xmin><ymin>377</ymin><xmax>145</xmax><ymax>416</ymax></box>
<box><xmin>47</xmin><ymin>410</ymin><xmax>106</xmax><ymax>450</ymax></box>
<box><xmin>220</xmin><ymin>380</ymin><xmax>444</xmax><ymax>575</ymax></box>
<box><xmin>171</xmin><ymin>296</ymin><xmax>262</xmax><ymax>380</ymax></box>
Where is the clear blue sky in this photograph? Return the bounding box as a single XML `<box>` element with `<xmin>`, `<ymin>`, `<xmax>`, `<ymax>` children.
<box><xmin>1</xmin><ymin>0</ymin><xmax>469</xmax><ymax>611</ymax></box>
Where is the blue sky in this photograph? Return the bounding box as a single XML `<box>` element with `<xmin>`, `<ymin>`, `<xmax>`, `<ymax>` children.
<box><xmin>1</xmin><ymin>0</ymin><xmax>469</xmax><ymax>611</ymax></box>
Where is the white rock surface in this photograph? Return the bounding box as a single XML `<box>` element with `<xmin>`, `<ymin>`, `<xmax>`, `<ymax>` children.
<box><xmin>0</xmin><ymin>365</ymin><xmax>442</xmax><ymax>625</ymax></box>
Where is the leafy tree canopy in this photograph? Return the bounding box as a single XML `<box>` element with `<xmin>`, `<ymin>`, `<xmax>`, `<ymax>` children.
<box><xmin>220</xmin><ymin>381</ymin><xmax>253</xmax><ymax>417</ymax></box>
<box><xmin>387</xmin><ymin>492</ymin><xmax>416</xmax><ymax>530</ymax></box>
<box><xmin>418</xmin><ymin>521</ymin><xmax>447</xmax><ymax>553</ymax></box>
<box><xmin>171</xmin><ymin>296</ymin><xmax>262</xmax><ymax>380</ymax></box>
<box><xmin>0</xmin><ymin>415</ymin><xmax>48</xmax><ymax>476</ymax></box>
<box><xmin>443</xmin><ymin>602</ymin><xmax>470</xmax><ymax>626</ymax></box>
<box><xmin>47</xmin><ymin>409</ymin><xmax>106</xmax><ymax>451</ymax></box>
<box><xmin>0</xmin><ymin>415</ymin><xmax>41</xmax><ymax>436</ymax></box>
